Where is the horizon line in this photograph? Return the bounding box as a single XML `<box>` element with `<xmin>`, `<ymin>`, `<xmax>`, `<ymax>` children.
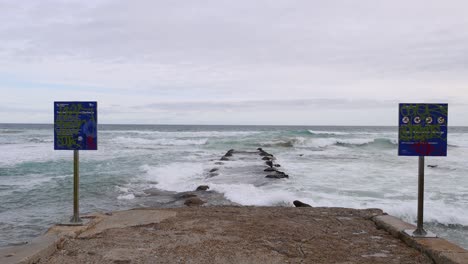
<box><xmin>3</xmin><ymin>122</ymin><xmax>468</xmax><ymax>127</ymax></box>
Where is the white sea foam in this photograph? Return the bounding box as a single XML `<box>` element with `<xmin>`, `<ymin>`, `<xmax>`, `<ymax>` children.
<box><xmin>0</xmin><ymin>144</ymin><xmax>70</xmax><ymax>166</ymax></box>
<box><xmin>140</xmin><ymin>162</ymin><xmax>205</xmax><ymax>192</ymax></box>
<box><xmin>208</xmin><ymin>183</ymin><xmax>306</xmax><ymax>206</ymax></box>
<box><xmin>117</xmin><ymin>193</ymin><xmax>135</xmax><ymax>200</ymax></box>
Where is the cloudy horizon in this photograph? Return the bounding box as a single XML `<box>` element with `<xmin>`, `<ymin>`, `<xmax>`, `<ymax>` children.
<box><xmin>1</xmin><ymin>0</ymin><xmax>467</xmax><ymax>125</ymax></box>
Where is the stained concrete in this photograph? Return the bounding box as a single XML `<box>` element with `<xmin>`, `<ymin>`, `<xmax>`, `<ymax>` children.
<box><xmin>373</xmin><ymin>215</ymin><xmax>468</xmax><ymax>264</ymax></box>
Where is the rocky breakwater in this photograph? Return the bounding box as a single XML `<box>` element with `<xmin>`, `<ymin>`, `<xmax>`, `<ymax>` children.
<box><xmin>208</xmin><ymin>147</ymin><xmax>291</xmax><ymax>180</ymax></box>
<box><xmin>257</xmin><ymin>148</ymin><xmax>289</xmax><ymax>179</ymax></box>
<box><xmin>141</xmin><ymin>148</ymin><xmax>294</xmax><ymax>209</ymax></box>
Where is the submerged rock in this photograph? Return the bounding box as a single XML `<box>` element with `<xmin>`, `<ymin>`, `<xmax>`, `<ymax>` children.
<box><xmin>293</xmin><ymin>200</ymin><xmax>312</xmax><ymax>207</ymax></box>
<box><xmin>178</xmin><ymin>193</ymin><xmax>198</xmax><ymax>199</ymax></box>
<box><xmin>209</xmin><ymin>168</ymin><xmax>219</xmax><ymax>173</ymax></box>
<box><xmin>208</xmin><ymin>172</ymin><xmax>219</xmax><ymax>178</ymax></box>
<box><xmin>184</xmin><ymin>197</ymin><xmax>206</xmax><ymax>207</ymax></box>
<box><xmin>264</xmin><ymin>167</ymin><xmax>276</xmax><ymax>172</ymax></box>
<box><xmin>274</xmin><ymin>164</ymin><xmax>281</xmax><ymax>167</ymax></box>
<box><xmin>265</xmin><ymin>174</ymin><xmax>289</xmax><ymax>179</ymax></box>
<box><xmin>196</xmin><ymin>185</ymin><xmax>210</xmax><ymax>191</ymax></box>
<box><xmin>220</xmin><ymin>156</ymin><xmax>229</xmax><ymax>161</ymax></box>
<box><xmin>262</xmin><ymin>156</ymin><xmax>272</xmax><ymax>161</ymax></box>
<box><xmin>214</xmin><ymin>162</ymin><xmax>224</xmax><ymax>165</ymax></box>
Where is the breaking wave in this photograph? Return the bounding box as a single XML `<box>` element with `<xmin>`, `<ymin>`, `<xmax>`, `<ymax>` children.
<box><xmin>261</xmin><ymin>137</ymin><xmax>397</xmax><ymax>148</ymax></box>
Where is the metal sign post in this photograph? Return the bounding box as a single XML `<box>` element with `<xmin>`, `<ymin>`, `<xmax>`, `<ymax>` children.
<box><xmin>54</xmin><ymin>102</ymin><xmax>97</xmax><ymax>225</ymax></box>
<box><xmin>71</xmin><ymin>150</ymin><xmax>81</xmax><ymax>223</ymax></box>
<box><xmin>398</xmin><ymin>103</ymin><xmax>448</xmax><ymax>238</ymax></box>
<box><xmin>414</xmin><ymin>156</ymin><xmax>426</xmax><ymax>236</ymax></box>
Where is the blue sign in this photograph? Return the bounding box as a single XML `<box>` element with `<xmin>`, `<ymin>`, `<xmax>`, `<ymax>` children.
<box><xmin>54</xmin><ymin>102</ymin><xmax>97</xmax><ymax>150</ymax></box>
<box><xmin>398</xmin><ymin>103</ymin><xmax>447</xmax><ymax>156</ymax></box>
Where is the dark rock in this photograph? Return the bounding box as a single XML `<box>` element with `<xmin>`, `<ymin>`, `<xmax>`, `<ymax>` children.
<box><xmin>274</xmin><ymin>164</ymin><xmax>281</xmax><ymax>167</ymax></box>
<box><xmin>184</xmin><ymin>197</ymin><xmax>206</xmax><ymax>206</ymax></box>
<box><xmin>299</xmin><ymin>154</ymin><xmax>304</xmax><ymax>157</ymax></box>
<box><xmin>143</xmin><ymin>188</ymin><xmax>174</xmax><ymax>197</ymax></box>
<box><xmin>265</xmin><ymin>174</ymin><xmax>289</xmax><ymax>179</ymax></box>
<box><xmin>257</xmin><ymin>148</ymin><xmax>263</xmax><ymax>151</ymax></box>
<box><xmin>214</xmin><ymin>162</ymin><xmax>224</xmax><ymax>165</ymax></box>
<box><xmin>220</xmin><ymin>156</ymin><xmax>229</xmax><ymax>161</ymax></box>
<box><xmin>265</xmin><ymin>160</ymin><xmax>273</xmax><ymax>167</ymax></box>
<box><xmin>209</xmin><ymin>168</ymin><xmax>219</xmax><ymax>173</ymax></box>
<box><xmin>262</xmin><ymin>156</ymin><xmax>272</xmax><ymax>160</ymax></box>
<box><xmin>264</xmin><ymin>167</ymin><xmax>276</xmax><ymax>172</ymax></box>
<box><xmin>208</xmin><ymin>172</ymin><xmax>219</xmax><ymax>178</ymax></box>
<box><xmin>224</xmin><ymin>149</ymin><xmax>235</xmax><ymax>157</ymax></box>
<box><xmin>427</xmin><ymin>165</ymin><xmax>438</xmax><ymax>168</ymax></box>
<box><xmin>196</xmin><ymin>185</ymin><xmax>210</xmax><ymax>191</ymax></box>
<box><xmin>293</xmin><ymin>200</ymin><xmax>312</xmax><ymax>207</ymax></box>
<box><xmin>178</xmin><ymin>193</ymin><xmax>198</xmax><ymax>199</ymax></box>
<box><xmin>259</xmin><ymin>152</ymin><xmax>271</xmax><ymax>157</ymax></box>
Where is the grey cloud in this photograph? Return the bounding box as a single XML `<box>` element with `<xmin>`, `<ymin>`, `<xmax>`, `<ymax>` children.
<box><xmin>135</xmin><ymin>98</ymin><xmax>399</xmax><ymax>112</ymax></box>
<box><xmin>2</xmin><ymin>0</ymin><xmax>468</xmax><ymax>75</ymax></box>
<box><xmin>1</xmin><ymin>1</ymin><xmax>468</xmax><ymax>125</ymax></box>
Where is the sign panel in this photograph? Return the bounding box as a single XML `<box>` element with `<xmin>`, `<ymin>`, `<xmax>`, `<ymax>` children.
<box><xmin>398</xmin><ymin>103</ymin><xmax>447</xmax><ymax>156</ymax></box>
<box><xmin>54</xmin><ymin>102</ymin><xmax>97</xmax><ymax>150</ymax></box>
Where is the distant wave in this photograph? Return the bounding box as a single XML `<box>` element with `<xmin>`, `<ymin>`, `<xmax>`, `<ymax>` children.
<box><xmin>0</xmin><ymin>130</ymin><xmax>24</xmax><ymax>134</ymax></box>
<box><xmin>28</xmin><ymin>138</ymin><xmax>53</xmax><ymax>143</ymax></box>
<box><xmin>307</xmin><ymin>130</ymin><xmax>351</xmax><ymax>136</ymax></box>
<box><xmin>113</xmin><ymin>136</ymin><xmax>208</xmax><ymax>146</ymax></box>
<box><xmin>260</xmin><ymin>137</ymin><xmax>397</xmax><ymax>149</ymax></box>
<box><xmin>103</xmin><ymin>130</ymin><xmax>260</xmax><ymax>138</ymax></box>
<box><xmin>336</xmin><ymin>138</ymin><xmax>397</xmax><ymax>147</ymax></box>
<box><xmin>259</xmin><ymin>140</ymin><xmax>296</xmax><ymax>148</ymax></box>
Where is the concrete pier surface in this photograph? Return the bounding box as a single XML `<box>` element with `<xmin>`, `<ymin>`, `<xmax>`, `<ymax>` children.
<box><xmin>2</xmin><ymin>206</ymin><xmax>466</xmax><ymax>264</ymax></box>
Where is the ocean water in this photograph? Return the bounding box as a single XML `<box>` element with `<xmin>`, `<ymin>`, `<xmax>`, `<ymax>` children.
<box><xmin>0</xmin><ymin>124</ymin><xmax>467</xmax><ymax>249</ymax></box>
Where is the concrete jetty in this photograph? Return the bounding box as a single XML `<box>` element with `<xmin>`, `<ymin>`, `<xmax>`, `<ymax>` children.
<box><xmin>1</xmin><ymin>149</ymin><xmax>466</xmax><ymax>263</ymax></box>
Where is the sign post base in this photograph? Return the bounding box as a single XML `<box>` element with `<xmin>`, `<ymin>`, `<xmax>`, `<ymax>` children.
<box><xmin>403</xmin><ymin>229</ymin><xmax>437</xmax><ymax>238</ymax></box>
<box><xmin>58</xmin><ymin>218</ymin><xmax>89</xmax><ymax>226</ymax></box>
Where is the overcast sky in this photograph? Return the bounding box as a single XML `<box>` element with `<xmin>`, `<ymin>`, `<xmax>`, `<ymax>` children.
<box><xmin>0</xmin><ymin>0</ymin><xmax>467</xmax><ymax>125</ymax></box>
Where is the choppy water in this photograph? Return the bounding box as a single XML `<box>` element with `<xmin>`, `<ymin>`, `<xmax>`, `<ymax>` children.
<box><xmin>0</xmin><ymin>124</ymin><xmax>467</xmax><ymax>249</ymax></box>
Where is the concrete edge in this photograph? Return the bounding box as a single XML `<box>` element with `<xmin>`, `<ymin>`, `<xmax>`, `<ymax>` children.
<box><xmin>372</xmin><ymin>215</ymin><xmax>468</xmax><ymax>264</ymax></box>
<box><xmin>0</xmin><ymin>214</ymin><xmax>105</xmax><ymax>264</ymax></box>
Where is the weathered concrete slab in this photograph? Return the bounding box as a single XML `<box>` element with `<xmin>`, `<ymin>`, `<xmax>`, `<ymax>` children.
<box><xmin>373</xmin><ymin>215</ymin><xmax>417</xmax><ymax>237</ymax></box>
<box><xmin>0</xmin><ymin>210</ymin><xmax>176</xmax><ymax>264</ymax></box>
<box><xmin>373</xmin><ymin>214</ymin><xmax>468</xmax><ymax>264</ymax></box>
<box><xmin>0</xmin><ymin>235</ymin><xmax>59</xmax><ymax>264</ymax></box>
<box><xmin>78</xmin><ymin>209</ymin><xmax>177</xmax><ymax>238</ymax></box>
<box><xmin>0</xmin><ymin>216</ymin><xmax>101</xmax><ymax>264</ymax></box>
